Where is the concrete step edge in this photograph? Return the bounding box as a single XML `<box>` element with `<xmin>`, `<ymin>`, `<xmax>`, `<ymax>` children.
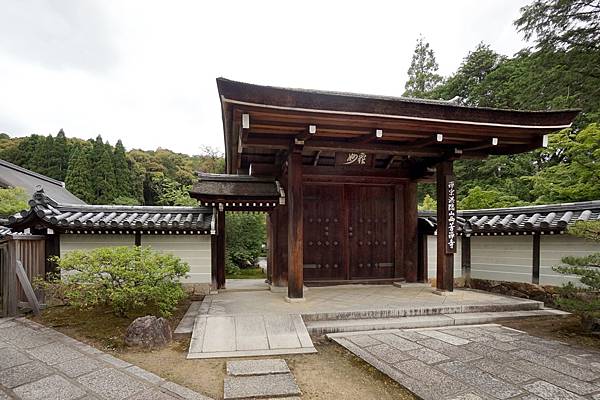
<box><xmin>300</xmin><ymin>300</ymin><xmax>543</xmax><ymax>322</ymax></box>
<box><xmin>306</xmin><ymin>309</ymin><xmax>569</xmax><ymax>335</ymax></box>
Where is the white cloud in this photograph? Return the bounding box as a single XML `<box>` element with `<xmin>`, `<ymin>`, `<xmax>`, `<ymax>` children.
<box><xmin>0</xmin><ymin>0</ymin><xmax>531</xmax><ymax>154</ymax></box>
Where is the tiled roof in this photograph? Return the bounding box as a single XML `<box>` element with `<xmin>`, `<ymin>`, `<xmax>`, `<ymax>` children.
<box><xmin>0</xmin><ymin>159</ymin><xmax>86</xmax><ymax>204</ymax></box>
<box><xmin>0</xmin><ymin>225</ymin><xmax>11</xmax><ymax>238</ymax></box>
<box><xmin>8</xmin><ymin>189</ymin><xmax>215</xmax><ymax>234</ymax></box>
<box><xmin>419</xmin><ymin>200</ymin><xmax>600</xmax><ymax>235</ymax></box>
<box><xmin>190</xmin><ymin>173</ymin><xmax>285</xmax><ymax>210</ymax></box>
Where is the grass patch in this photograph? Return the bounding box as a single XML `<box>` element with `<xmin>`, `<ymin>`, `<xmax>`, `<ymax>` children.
<box><xmin>227</xmin><ymin>267</ymin><xmax>266</xmax><ymax>279</ymax></box>
<box><xmin>31</xmin><ymin>297</ymin><xmax>192</xmax><ymax>352</ymax></box>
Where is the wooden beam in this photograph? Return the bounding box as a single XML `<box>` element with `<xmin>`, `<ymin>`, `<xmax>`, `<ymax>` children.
<box><xmin>385</xmin><ymin>155</ymin><xmax>396</xmax><ymax>169</ymax></box>
<box><xmin>312</xmin><ymin>150</ymin><xmax>321</xmax><ymax>166</ymax></box>
<box><xmin>532</xmin><ymin>233</ymin><xmax>540</xmax><ymax>284</ymax></box>
<box><xmin>436</xmin><ymin>160</ymin><xmax>455</xmax><ymax>292</ymax></box>
<box><xmin>296</xmin><ymin>125</ymin><xmax>317</xmax><ymax>142</ymax></box>
<box><xmin>243</xmin><ymin>135</ymin><xmax>444</xmax><ymax>157</ymax></box>
<box><xmin>287</xmin><ymin>147</ymin><xmax>304</xmax><ymax>299</ymax></box>
<box><xmin>462</xmin><ymin>137</ymin><xmax>499</xmax><ymax>152</ymax></box>
<box><xmin>410</xmin><ymin>133</ymin><xmax>444</xmax><ymax>148</ymax></box>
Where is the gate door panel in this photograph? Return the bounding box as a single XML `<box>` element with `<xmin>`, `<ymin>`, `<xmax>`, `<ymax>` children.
<box><xmin>348</xmin><ymin>186</ymin><xmax>395</xmax><ymax>279</ymax></box>
<box><xmin>303</xmin><ymin>185</ymin><xmax>346</xmax><ymax>281</ymax></box>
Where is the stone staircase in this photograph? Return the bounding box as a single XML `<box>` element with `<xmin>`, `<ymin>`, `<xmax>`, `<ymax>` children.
<box><xmin>302</xmin><ymin>301</ymin><xmax>569</xmax><ymax>335</ymax></box>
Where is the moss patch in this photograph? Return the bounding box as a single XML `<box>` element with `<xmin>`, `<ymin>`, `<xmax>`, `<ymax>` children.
<box><xmin>227</xmin><ymin>267</ymin><xmax>266</xmax><ymax>279</ymax></box>
<box><xmin>31</xmin><ymin>297</ymin><xmax>192</xmax><ymax>351</ymax></box>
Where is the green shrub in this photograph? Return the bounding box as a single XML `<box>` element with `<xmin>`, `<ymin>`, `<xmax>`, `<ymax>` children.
<box><xmin>49</xmin><ymin>246</ymin><xmax>189</xmax><ymax>317</ymax></box>
<box><xmin>225</xmin><ymin>212</ymin><xmax>266</xmax><ymax>271</ymax></box>
<box><xmin>553</xmin><ymin>221</ymin><xmax>600</xmax><ymax>322</ymax></box>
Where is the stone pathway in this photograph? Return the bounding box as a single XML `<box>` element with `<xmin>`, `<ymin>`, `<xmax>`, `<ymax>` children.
<box><xmin>188</xmin><ymin>313</ymin><xmax>316</xmax><ymax>359</ymax></box>
<box><xmin>0</xmin><ymin>317</ymin><xmax>213</xmax><ymax>400</ymax></box>
<box><xmin>329</xmin><ymin>323</ymin><xmax>600</xmax><ymax>400</ymax></box>
<box><xmin>223</xmin><ymin>359</ymin><xmax>301</xmax><ymax>399</ymax></box>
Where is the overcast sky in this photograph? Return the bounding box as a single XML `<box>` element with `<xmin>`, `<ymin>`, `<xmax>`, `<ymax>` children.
<box><xmin>0</xmin><ymin>0</ymin><xmax>531</xmax><ymax>155</ymax></box>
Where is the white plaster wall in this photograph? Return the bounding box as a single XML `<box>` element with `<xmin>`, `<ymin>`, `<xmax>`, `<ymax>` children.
<box><xmin>60</xmin><ymin>234</ymin><xmax>134</xmax><ymax>255</ymax></box>
<box><xmin>427</xmin><ymin>235</ymin><xmax>462</xmax><ymax>279</ymax></box>
<box><xmin>142</xmin><ymin>235</ymin><xmax>211</xmax><ymax>284</ymax></box>
<box><xmin>60</xmin><ymin>233</ymin><xmax>212</xmax><ymax>284</ymax></box>
<box><xmin>539</xmin><ymin>234</ymin><xmax>600</xmax><ymax>286</ymax></box>
<box><xmin>470</xmin><ymin>235</ymin><xmax>532</xmax><ymax>283</ymax></box>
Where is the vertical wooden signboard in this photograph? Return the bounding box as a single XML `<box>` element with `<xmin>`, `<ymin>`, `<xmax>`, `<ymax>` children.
<box><xmin>446</xmin><ymin>176</ymin><xmax>457</xmax><ymax>254</ymax></box>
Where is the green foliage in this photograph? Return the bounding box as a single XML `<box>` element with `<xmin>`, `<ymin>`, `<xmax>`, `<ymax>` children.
<box><xmin>225</xmin><ymin>212</ymin><xmax>266</xmax><ymax>273</ymax></box>
<box><xmin>48</xmin><ymin>246</ymin><xmax>189</xmax><ymax>317</ymax></box>
<box><xmin>418</xmin><ymin>194</ymin><xmax>437</xmax><ymax>211</ymax></box>
<box><xmin>403</xmin><ymin>36</ymin><xmax>443</xmax><ymax>98</ymax></box>
<box><xmin>0</xmin><ymin>132</ymin><xmax>223</xmax><ymax>206</ymax></box>
<box><xmin>515</xmin><ymin>0</ymin><xmax>600</xmax><ymax>51</ymax></box>
<box><xmin>112</xmin><ymin>196</ymin><xmax>140</xmax><ymax>206</ymax></box>
<box><xmin>458</xmin><ymin>186</ymin><xmax>528</xmax><ymax>210</ymax></box>
<box><xmin>531</xmin><ymin>124</ymin><xmax>600</xmax><ymax>203</ymax></box>
<box><xmin>553</xmin><ymin>221</ymin><xmax>600</xmax><ymax>321</ymax></box>
<box><xmin>431</xmin><ymin>43</ymin><xmax>505</xmax><ymax>106</ymax></box>
<box><xmin>149</xmin><ymin>173</ymin><xmax>197</xmax><ymax>206</ymax></box>
<box><xmin>65</xmin><ymin>146</ymin><xmax>95</xmax><ymax>203</ymax></box>
<box><xmin>0</xmin><ymin>187</ymin><xmax>28</xmax><ymax>217</ymax></box>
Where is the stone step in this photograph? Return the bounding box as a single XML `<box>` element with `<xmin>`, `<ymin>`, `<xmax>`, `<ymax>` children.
<box><xmin>300</xmin><ymin>300</ymin><xmax>544</xmax><ymax>322</ymax></box>
<box><xmin>223</xmin><ymin>373</ymin><xmax>301</xmax><ymax>399</ymax></box>
<box><xmin>226</xmin><ymin>359</ymin><xmax>290</xmax><ymax>376</ymax></box>
<box><xmin>305</xmin><ymin>308</ymin><xmax>570</xmax><ymax>335</ymax></box>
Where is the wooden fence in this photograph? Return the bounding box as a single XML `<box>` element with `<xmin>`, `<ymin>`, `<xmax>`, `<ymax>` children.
<box><xmin>0</xmin><ymin>235</ymin><xmax>46</xmax><ymax>317</ymax></box>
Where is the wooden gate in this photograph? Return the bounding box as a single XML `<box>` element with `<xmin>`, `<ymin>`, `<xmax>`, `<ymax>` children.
<box><xmin>303</xmin><ymin>184</ymin><xmax>398</xmax><ymax>282</ymax></box>
<box><xmin>0</xmin><ymin>235</ymin><xmax>45</xmax><ymax>316</ymax></box>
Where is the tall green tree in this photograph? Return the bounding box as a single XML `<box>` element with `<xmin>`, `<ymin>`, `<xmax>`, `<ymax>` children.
<box><xmin>65</xmin><ymin>146</ymin><xmax>94</xmax><ymax>203</ymax></box>
<box><xmin>431</xmin><ymin>43</ymin><xmax>505</xmax><ymax>106</ymax></box>
<box><xmin>516</xmin><ymin>0</ymin><xmax>600</xmax><ymax>51</ymax></box>
<box><xmin>403</xmin><ymin>36</ymin><xmax>443</xmax><ymax>98</ymax></box>
<box><xmin>94</xmin><ymin>144</ymin><xmax>118</xmax><ymax>204</ymax></box>
<box><xmin>113</xmin><ymin>140</ymin><xmax>133</xmax><ymax>199</ymax></box>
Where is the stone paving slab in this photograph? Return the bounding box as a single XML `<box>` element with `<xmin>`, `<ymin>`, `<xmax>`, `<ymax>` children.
<box><xmin>226</xmin><ymin>359</ymin><xmax>290</xmax><ymax>376</ymax></box>
<box><xmin>188</xmin><ymin>313</ymin><xmax>316</xmax><ymax>359</ymax></box>
<box><xmin>223</xmin><ymin>373</ymin><xmax>301</xmax><ymax>399</ymax></box>
<box><xmin>329</xmin><ymin>323</ymin><xmax>600</xmax><ymax>400</ymax></box>
<box><xmin>0</xmin><ymin>317</ymin><xmax>214</xmax><ymax>400</ymax></box>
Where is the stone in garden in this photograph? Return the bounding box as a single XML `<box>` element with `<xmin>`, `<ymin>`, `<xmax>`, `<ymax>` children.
<box><xmin>124</xmin><ymin>315</ymin><xmax>172</xmax><ymax>349</ymax></box>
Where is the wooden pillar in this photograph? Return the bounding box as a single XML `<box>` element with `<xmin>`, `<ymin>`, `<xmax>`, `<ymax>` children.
<box><xmin>211</xmin><ymin>234</ymin><xmax>218</xmax><ymax>290</ymax></box>
<box><xmin>217</xmin><ymin>210</ymin><xmax>226</xmax><ymax>289</ymax></box>
<box><xmin>436</xmin><ymin>160</ymin><xmax>455</xmax><ymax>292</ymax></box>
<box><xmin>532</xmin><ymin>233</ymin><xmax>540</xmax><ymax>284</ymax></box>
<box><xmin>287</xmin><ymin>149</ymin><xmax>304</xmax><ymax>299</ymax></box>
<box><xmin>461</xmin><ymin>235</ymin><xmax>471</xmax><ymax>281</ymax></box>
<box><xmin>404</xmin><ymin>182</ymin><xmax>418</xmax><ymax>282</ymax></box>
<box><xmin>272</xmin><ymin>204</ymin><xmax>289</xmax><ymax>287</ymax></box>
<box><xmin>44</xmin><ymin>233</ymin><xmax>60</xmax><ymax>276</ymax></box>
<box><xmin>417</xmin><ymin>232</ymin><xmax>428</xmax><ymax>282</ymax></box>
<box><xmin>266</xmin><ymin>212</ymin><xmax>273</xmax><ymax>284</ymax></box>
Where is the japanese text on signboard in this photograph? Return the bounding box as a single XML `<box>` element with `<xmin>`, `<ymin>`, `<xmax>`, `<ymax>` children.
<box><xmin>446</xmin><ymin>177</ymin><xmax>457</xmax><ymax>254</ymax></box>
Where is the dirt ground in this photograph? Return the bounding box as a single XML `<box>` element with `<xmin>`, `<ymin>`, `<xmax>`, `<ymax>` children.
<box><xmin>120</xmin><ymin>336</ymin><xmax>416</xmax><ymax>400</ymax></box>
<box><xmin>502</xmin><ymin>314</ymin><xmax>600</xmax><ymax>349</ymax></box>
<box><xmin>31</xmin><ymin>300</ymin><xmax>415</xmax><ymax>400</ymax></box>
<box><xmin>31</xmin><ymin>300</ymin><xmax>600</xmax><ymax>400</ymax></box>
